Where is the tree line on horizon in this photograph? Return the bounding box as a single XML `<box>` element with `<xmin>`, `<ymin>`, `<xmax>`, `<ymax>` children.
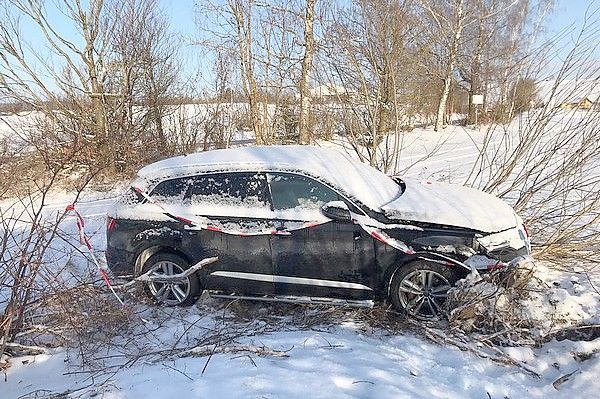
<box><xmin>0</xmin><ymin>0</ymin><xmax>582</xmax><ymax>176</ymax></box>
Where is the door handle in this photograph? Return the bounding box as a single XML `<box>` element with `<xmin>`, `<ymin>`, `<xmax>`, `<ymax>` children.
<box><xmin>353</xmin><ymin>231</ymin><xmax>361</xmax><ymax>240</ymax></box>
<box><xmin>273</xmin><ymin>225</ymin><xmax>291</xmax><ymax>238</ymax></box>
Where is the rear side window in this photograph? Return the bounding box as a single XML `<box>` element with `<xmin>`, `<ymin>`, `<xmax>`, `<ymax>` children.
<box><xmin>150</xmin><ymin>177</ymin><xmax>194</xmax><ymax>203</ymax></box>
<box><xmin>184</xmin><ymin>172</ymin><xmax>270</xmax><ymax>209</ymax></box>
<box><xmin>268</xmin><ymin>173</ymin><xmax>339</xmax><ymax>210</ymax></box>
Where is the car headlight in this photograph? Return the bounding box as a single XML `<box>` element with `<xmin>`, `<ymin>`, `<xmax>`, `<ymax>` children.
<box><xmin>477</xmin><ymin>225</ymin><xmax>529</xmax><ymax>253</ymax></box>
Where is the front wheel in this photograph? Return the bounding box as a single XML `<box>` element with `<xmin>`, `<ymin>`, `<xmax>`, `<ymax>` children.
<box><xmin>389</xmin><ymin>260</ymin><xmax>461</xmax><ymax>319</ymax></box>
<box><xmin>141</xmin><ymin>252</ymin><xmax>201</xmax><ymax>306</ymax></box>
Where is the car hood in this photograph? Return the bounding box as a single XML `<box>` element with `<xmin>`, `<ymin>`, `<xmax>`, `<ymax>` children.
<box><xmin>380</xmin><ymin>178</ymin><xmax>519</xmax><ymax>233</ymax></box>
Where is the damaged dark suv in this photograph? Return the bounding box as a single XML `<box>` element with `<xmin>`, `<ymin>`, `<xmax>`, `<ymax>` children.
<box><xmin>106</xmin><ymin>145</ymin><xmax>532</xmax><ymax>317</ymax></box>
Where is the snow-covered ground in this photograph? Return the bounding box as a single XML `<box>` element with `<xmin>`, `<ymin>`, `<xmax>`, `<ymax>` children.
<box><xmin>1</xmin><ymin>118</ymin><xmax>599</xmax><ymax>398</ymax></box>
<box><xmin>4</xmin><ymin>308</ymin><xmax>600</xmax><ymax>398</ymax></box>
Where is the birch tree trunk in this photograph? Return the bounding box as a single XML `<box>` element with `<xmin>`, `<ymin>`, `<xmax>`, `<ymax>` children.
<box><xmin>298</xmin><ymin>0</ymin><xmax>316</xmax><ymax>144</ymax></box>
<box><xmin>467</xmin><ymin>20</ymin><xmax>484</xmax><ymax>125</ymax></box>
<box><xmin>434</xmin><ymin>0</ymin><xmax>464</xmax><ymax>132</ymax></box>
<box><xmin>231</xmin><ymin>0</ymin><xmax>265</xmax><ymax>145</ymax></box>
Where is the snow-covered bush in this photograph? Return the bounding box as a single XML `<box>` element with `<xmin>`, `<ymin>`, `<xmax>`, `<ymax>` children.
<box><xmin>446</xmin><ymin>267</ymin><xmax>535</xmax><ymax>342</ymax></box>
<box><xmin>446</xmin><ymin>262</ymin><xmax>598</xmax><ymax>345</ymax></box>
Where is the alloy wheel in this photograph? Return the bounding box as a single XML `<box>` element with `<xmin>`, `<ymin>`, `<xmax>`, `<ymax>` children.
<box><xmin>146</xmin><ymin>261</ymin><xmax>191</xmax><ymax>306</ymax></box>
<box><xmin>397</xmin><ymin>269</ymin><xmax>451</xmax><ymax>319</ymax></box>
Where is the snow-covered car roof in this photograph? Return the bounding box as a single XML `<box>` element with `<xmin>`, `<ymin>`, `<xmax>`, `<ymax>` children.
<box><xmin>137</xmin><ymin>145</ymin><xmax>402</xmax><ymax>210</ymax></box>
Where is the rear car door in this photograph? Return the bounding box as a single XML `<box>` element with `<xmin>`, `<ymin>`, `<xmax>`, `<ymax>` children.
<box><xmin>181</xmin><ymin>171</ymin><xmax>275</xmax><ymax>295</ymax></box>
<box><xmin>267</xmin><ymin>172</ymin><xmax>376</xmax><ymax>300</ymax></box>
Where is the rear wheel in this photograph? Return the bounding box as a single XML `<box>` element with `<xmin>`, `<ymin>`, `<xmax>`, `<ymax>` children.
<box><xmin>389</xmin><ymin>260</ymin><xmax>461</xmax><ymax>319</ymax></box>
<box><xmin>142</xmin><ymin>253</ymin><xmax>201</xmax><ymax>306</ymax></box>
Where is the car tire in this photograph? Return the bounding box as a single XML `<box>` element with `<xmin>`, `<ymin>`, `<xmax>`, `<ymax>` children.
<box><xmin>389</xmin><ymin>260</ymin><xmax>462</xmax><ymax>319</ymax></box>
<box><xmin>141</xmin><ymin>252</ymin><xmax>201</xmax><ymax>307</ymax></box>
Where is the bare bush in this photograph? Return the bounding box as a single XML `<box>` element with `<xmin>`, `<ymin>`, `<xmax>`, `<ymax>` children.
<box><xmin>27</xmin><ymin>284</ymin><xmax>132</xmax><ymax>353</ymax></box>
<box><xmin>0</xmin><ymin>113</ymin><xmax>103</xmax><ymax>366</ymax></box>
<box><xmin>445</xmin><ymin>267</ymin><xmax>538</xmax><ymax>344</ymax></box>
<box><xmin>0</xmin><ymin>0</ymin><xmax>193</xmax><ymax>178</ymax></box>
<box><xmin>1</xmin><ymin>194</ymin><xmax>69</xmax><ymax>364</ymax></box>
<box><xmin>465</xmin><ymin>11</ymin><xmax>600</xmax><ymax>258</ymax></box>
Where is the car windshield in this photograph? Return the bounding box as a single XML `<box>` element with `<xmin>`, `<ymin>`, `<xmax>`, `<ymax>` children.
<box><xmin>334</xmin><ymin>159</ymin><xmax>404</xmax><ymax>209</ymax></box>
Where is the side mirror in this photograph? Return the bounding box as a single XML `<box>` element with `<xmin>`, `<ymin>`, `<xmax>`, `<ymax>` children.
<box><xmin>321</xmin><ymin>200</ymin><xmax>351</xmax><ymax>222</ymax></box>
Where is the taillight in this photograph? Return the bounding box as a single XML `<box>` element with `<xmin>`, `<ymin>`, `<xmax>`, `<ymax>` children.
<box><xmin>107</xmin><ymin>216</ymin><xmax>117</xmax><ymax>233</ymax></box>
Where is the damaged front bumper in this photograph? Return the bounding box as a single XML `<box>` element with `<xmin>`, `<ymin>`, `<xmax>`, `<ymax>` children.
<box><xmin>507</xmin><ymin>255</ymin><xmax>535</xmax><ymax>270</ymax></box>
<box><xmin>464</xmin><ymin>254</ymin><xmax>536</xmax><ymax>288</ymax></box>
<box><xmin>504</xmin><ymin>255</ymin><xmax>536</xmax><ymax>288</ymax></box>
<box><xmin>464</xmin><ymin>253</ymin><xmax>534</xmax><ymax>271</ymax></box>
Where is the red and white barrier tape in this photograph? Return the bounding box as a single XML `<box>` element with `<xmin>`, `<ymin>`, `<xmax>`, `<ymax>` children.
<box><xmin>133</xmin><ymin>187</ymin><xmax>325</xmax><ymax>236</ymax></box>
<box><xmin>359</xmin><ymin>223</ymin><xmax>415</xmax><ymax>254</ymax></box>
<box><xmin>133</xmin><ymin>187</ymin><xmax>414</xmax><ymax>254</ymax></box>
<box><xmin>65</xmin><ymin>204</ymin><xmax>125</xmax><ymax>305</ymax></box>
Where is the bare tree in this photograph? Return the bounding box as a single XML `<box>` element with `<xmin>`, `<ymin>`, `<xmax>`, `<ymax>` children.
<box><xmin>196</xmin><ymin>0</ymin><xmax>271</xmax><ymax>144</ymax></box>
<box><xmin>105</xmin><ymin>0</ymin><xmax>183</xmax><ymax>158</ymax></box>
<box><xmin>320</xmin><ymin>0</ymin><xmax>422</xmax><ymax>172</ymax></box>
<box><xmin>465</xmin><ymin>8</ymin><xmax>600</xmax><ymax>257</ymax></box>
<box><xmin>419</xmin><ymin>0</ymin><xmax>475</xmax><ymax>131</ymax></box>
<box><xmin>198</xmin><ymin>0</ymin><xmax>321</xmax><ymax>145</ymax></box>
<box><xmin>231</xmin><ymin>0</ymin><xmax>267</xmax><ymax>144</ymax></box>
<box><xmin>0</xmin><ymin>0</ymin><xmax>187</xmax><ymax>176</ymax></box>
<box><xmin>298</xmin><ymin>0</ymin><xmax>317</xmax><ymax>144</ymax></box>
<box><xmin>202</xmin><ymin>50</ymin><xmax>236</xmax><ymax>150</ymax></box>
<box><xmin>457</xmin><ymin>0</ymin><xmax>512</xmax><ymax>124</ymax></box>
<box><xmin>0</xmin><ymin>0</ymin><xmax>110</xmax><ymax>155</ymax></box>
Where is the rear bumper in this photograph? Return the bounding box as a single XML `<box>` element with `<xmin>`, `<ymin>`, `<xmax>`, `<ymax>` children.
<box><xmin>105</xmin><ymin>245</ymin><xmax>136</xmax><ymax>277</ymax></box>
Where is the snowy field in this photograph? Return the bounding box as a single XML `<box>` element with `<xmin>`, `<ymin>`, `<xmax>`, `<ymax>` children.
<box><xmin>4</xmin><ymin>312</ymin><xmax>600</xmax><ymax>398</ymax></box>
<box><xmin>1</xmin><ymin>119</ymin><xmax>600</xmax><ymax>398</ymax></box>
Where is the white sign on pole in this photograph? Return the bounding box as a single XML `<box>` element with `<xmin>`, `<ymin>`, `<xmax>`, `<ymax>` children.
<box><xmin>472</xmin><ymin>94</ymin><xmax>484</xmax><ymax>105</ymax></box>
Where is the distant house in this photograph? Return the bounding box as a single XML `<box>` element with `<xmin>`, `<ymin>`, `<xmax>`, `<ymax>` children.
<box><xmin>559</xmin><ymin>97</ymin><xmax>596</xmax><ymax>110</ymax></box>
<box><xmin>537</xmin><ymin>78</ymin><xmax>600</xmax><ymax>110</ymax></box>
<box><xmin>309</xmin><ymin>84</ymin><xmax>354</xmax><ymax>103</ymax></box>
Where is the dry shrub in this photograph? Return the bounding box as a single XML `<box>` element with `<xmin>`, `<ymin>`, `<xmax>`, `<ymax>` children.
<box><xmin>1</xmin><ymin>279</ymin><xmax>138</xmax><ymax>371</ymax></box>
<box><xmin>445</xmin><ymin>266</ymin><xmax>539</xmax><ymax>344</ymax></box>
<box><xmin>32</xmin><ymin>285</ymin><xmax>132</xmax><ymax>349</ymax></box>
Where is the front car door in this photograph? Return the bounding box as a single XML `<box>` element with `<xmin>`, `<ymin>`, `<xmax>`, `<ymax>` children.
<box><xmin>267</xmin><ymin>172</ymin><xmax>376</xmax><ymax>301</ymax></box>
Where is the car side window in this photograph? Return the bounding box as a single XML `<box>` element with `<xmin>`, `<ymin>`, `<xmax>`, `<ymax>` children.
<box><xmin>184</xmin><ymin>172</ymin><xmax>270</xmax><ymax>209</ymax></box>
<box><xmin>268</xmin><ymin>173</ymin><xmax>339</xmax><ymax>210</ymax></box>
<box><xmin>150</xmin><ymin>177</ymin><xmax>192</xmax><ymax>203</ymax></box>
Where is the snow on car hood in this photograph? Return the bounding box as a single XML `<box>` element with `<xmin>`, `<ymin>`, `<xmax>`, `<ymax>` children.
<box><xmin>381</xmin><ymin>178</ymin><xmax>519</xmax><ymax>233</ymax></box>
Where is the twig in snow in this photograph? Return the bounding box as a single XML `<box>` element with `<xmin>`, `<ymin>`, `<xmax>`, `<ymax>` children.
<box><xmin>2</xmin><ymin>342</ymin><xmax>45</xmax><ymax>356</ymax></box>
<box><xmin>352</xmin><ymin>380</ymin><xmax>375</xmax><ymax>385</ymax></box>
<box><xmin>421</xmin><ymin>325</ymin><xmax>541</xmax><ymax>379</ymax></box>
<box><xmin>552</xmin><ymin>369</ymin><xmax>580</xmax><ymax>390</ymax></box>
<box><xmin>584</xmin><ymin>270</ymin><xmax>600</xmax><ymax>296</ymax></box>
<box><xmin>183</xmin><ymin>344</ymin><xmax>290</xmax><ymax>360</ymax></box>
<box><xmin>230</xmin><ymin>354</ymin><xmax>257</xmax><ymax>367</ymax></box>
<box><xmin>163</xmin><ymin>363</ymin><xmax>194</xmax><ymax>381</ymax></box>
